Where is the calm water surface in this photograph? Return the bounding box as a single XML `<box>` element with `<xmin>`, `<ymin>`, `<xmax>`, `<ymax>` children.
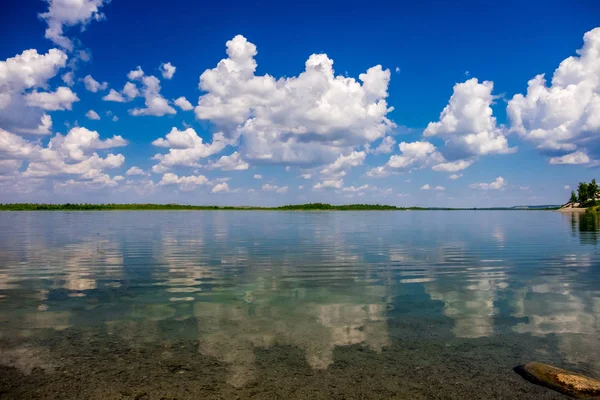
<box><xmin>0</xmin><ymin>211</ymin><xmax>599</xmax><ymax>399</ymax></box>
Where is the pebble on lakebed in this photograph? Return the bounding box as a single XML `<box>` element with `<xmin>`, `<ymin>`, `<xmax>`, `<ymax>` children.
<box><xmin>516</xmin><ymin>362</ymin><xmax>600</xmax><ymax>398</ymax></box>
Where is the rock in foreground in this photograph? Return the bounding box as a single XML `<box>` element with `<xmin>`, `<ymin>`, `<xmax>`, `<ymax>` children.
<box><xmin>516</xmin><ymin>362</ymin><xmax>600</xmax><ymax>398</ymax></box>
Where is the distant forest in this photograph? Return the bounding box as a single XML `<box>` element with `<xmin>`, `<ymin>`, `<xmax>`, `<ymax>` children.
<box><xmin>0</xmin><ymin>203</ymin><xmax>559</xmax><ymax>211</ymax></box>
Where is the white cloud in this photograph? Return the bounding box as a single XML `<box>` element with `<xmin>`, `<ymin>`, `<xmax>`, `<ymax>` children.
<box><xmin>174</xmin><ymin>96</ymin><xmax>193</xmax><ymax>111</ymax></box>
<box><xmin>320</xmin><ymin>151</ymin><xmax>366</xmax><ymax>177</ymax></box>
<box><xmin>160</xmin><ymin>62</ymin><xmax>176</xmax><ymax>80</ymax></box>
<box><xmin>431</xmin><ymin>159</ymin><xmax>473</xmax><ymax>172</ymax></box>
<box><xmin>449</xmin><ymin>174</ymin><xmax>463</xmax><ymax>180</ymax></box>
<box><xmin>424</xmin><ymin>78</ymin><xmax>514</xmax><ymax>159</ymax></box>
<box><xmin>83</xmin><ymin>74</ymin><xmax>107</xmax><ymax>92</ymax></box>
<box><xmin>130</xmin><ymin>75</ymin><xmax>176</xmax><ymax>117</ymax></box>
<box><xmin>366</xmin><ymin>166</ymin><xmax>392</xmax><ymax>178</ymax></box>
<box><xmin>564</xmin><ymin>185</ymin><xmax>571</xmax><ymax>190</ymax></box>
<box><xmin>370</xmin><ymin>141</ymin><xmax>444</xmax><ymax>177</ymax></box>
<box><xmin>469</xmin><ymin>176</ymin><xmax>506</xmax><ymax>190</ymax></box>
<box><xmin>158</xmin><ymin>173</ymin><xmax>210</xmax><ymax>191</ymax></box>
<box><xmin>55</xmin><ymin>173</ymin><xmax>123</xmax><ymax>190</ymax></box>
<box><xmin>103</xmin><ymin>89</ymin><xmax>125</xmax><ymax>102</ymax></box>
<box><xmin>122</xmin><ymin>82</ymin><xmax>139</xmax><ymax>100</ymax></box>
<box><xmin>313</xmin><ymin>179</ymin><xmax>343</xmax><ymax>189</ymax></box>
<box><xmin>9</xmin><ymin>126</ymin><xmax>128</xmax><ymax>181</ymax></box>
<box><xmin>207</xmin><ymin>151</ymin><xmax>249</xmax><ymax>171</ymax></box>
<box><xmin>372</xmin><ymin>136</ymin><xmax>396</xmax><ymax>154</ymax></box>
<box><xmin>301</xmin><ymin>173</ymin><xmax>312</xmax><ymax>179</ymax></box>
<box><xmin>25</xmin><ymin>86</ymin><xmax>79</xmax><ymax>111</ymax></box>
<box><xmin>548</xmin><ymin>151</ymin><xmax>590</xmax><ymax>165</ymax></box>
<box><xmin>0</xmin><ymin>49</ymin><xmax>69</xmax><ymax>134</ymax></box>
<box><xmin>434</xmin><ymin>186</ymin><xmax>445</xmax><ymax>191</ymax></box>
<box><xmin>62</xmin><ymin>71</ymin><xmax>74</xmax><ymax>86</ymax></box>
<box><xmin>18</xmin><ymin>114</ymin><xmax>53</xmax><ymax>135</ymax></box>
<box><xmin>151</xmin><ymin>127</ymin><xmax>229</xmax><ymax>172</ymax></box>
<box><xmin>253</xmin><ymin>174</ymin><xmax>262</xmax><ymax>179</ymax></box>
<box><xmin>112</xmin><ymin>115</ymin><xmax>118</xmax><ymax>122</ymax></box>
<box><xmin>507</xmin><ymin>28</ymin><xmax>600</xmax><ymax>163</ymax></box>
<box><xmin>127</xmin><ymin>66</ymin><xmax>144</xmax><ymax>81</ymax></box>
<box><xmin>261</xmin><ymin>183</ymin><xmax>288</xmax><ymax>193</ymax></box>
<box><xmin>342</xmin><ymin>184</ymin><xmax>369</xmax><ymax>192</ymax></box>
<box><xmin>212</xmin><ymin>182</ymin><xmax>229</xmax><ymax>193</ymax></box>
<box><xmin>39</xmin><ymin>0</ymin><xmax>108</xmax><ymax>51</ymax></box>
<box><xmin>195</xmin><ymin>35</ymin><xmax>395</xmax><ymax>166</ymax></box>
<box><xmin>85</xmin><ymin>109</ymin><xmax>100</xmax><ymax>120</ymax></box>
<box><xmin>420</xmin><ymin>184</ymin><xmax>430</xmax><ymax>190</ymax></box>
<box><xmin>126</xmin><ymin>166</ymin><xmax>147</xmax><ymax>176</ymax></box>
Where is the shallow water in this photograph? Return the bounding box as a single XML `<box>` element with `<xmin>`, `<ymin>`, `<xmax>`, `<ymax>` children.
<box><xmin>0</xmin><ymin>210</ymin><xmax>599</xmax><ymax>399</ymax></box>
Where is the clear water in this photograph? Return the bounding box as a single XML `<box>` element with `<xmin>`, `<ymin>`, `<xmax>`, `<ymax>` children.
<box><xmin>0</xmin><ymin>211</ymin><xmax>599</xmax><ymax>399</ymax></box>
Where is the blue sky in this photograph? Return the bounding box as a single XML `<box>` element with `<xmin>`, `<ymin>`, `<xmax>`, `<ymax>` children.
<box><xmin>0</xmin><ymin>0</ymin><xmax>599</xmax><ymax>206</ymax></box>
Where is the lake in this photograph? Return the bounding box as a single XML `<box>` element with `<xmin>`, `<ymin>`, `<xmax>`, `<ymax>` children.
<box><xmin>0</xmin><ymin>210</ymin><xmax>599</xmax><ymax>399</ymax></box>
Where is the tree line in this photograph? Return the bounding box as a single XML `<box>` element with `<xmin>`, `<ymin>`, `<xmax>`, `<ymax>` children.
<box><xmin>571</xmin><ymin>179</ymin><xmax>600</xmax><ymax>206</ymax></box>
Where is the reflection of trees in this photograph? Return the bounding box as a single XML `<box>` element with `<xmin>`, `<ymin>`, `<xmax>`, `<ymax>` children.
<box><xmin>566</xmin><ymin>211</ymin><xmax>600</xmax><ymax>245</ymax></box>
<box><xmin>577</xmin><ymin>212</ymin><xmax>600</xmax><ymax>245</ymax></box>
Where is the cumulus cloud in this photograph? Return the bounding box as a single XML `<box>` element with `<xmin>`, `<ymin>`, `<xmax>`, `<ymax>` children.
<box><xmin>129</xmin><ymin>75</ymin><xmax>176</xmax><ymax>117</ymax></box>
<box><xmin>207</xmin><ymin>151</ymin><xmax>249</xmax><ymax>171</ymax></box>
<box><xmin>24</xmin><ymin>86</ymin><xmax>79</xmax><ymax>111</ymax></box>
<box><xmin>83</xmin><ymin>74</ymin><xmax>107</xmax><ymax>92</ymax></box>
<box><xmin>122</xmin><ymin>82</ymin><xmax>139</xmax><ymax>99</ymax></box>
<box><xmin>212</xmin><ymin>182</ymin><xmax>229</xmax><ymax>193</ymax></box>
<box><xmin>194</xmin><ymin>35</ymin><xmax>395</xmax><ymax>166</ymax></box>
<box><xmin>365</xmin><ymin>166</ymin><xmax>391</xmax><ymax>178</ymax></box>
<box><xmin>449</xmin><ymin>174</ymin><xmax>463</xmax><ymax>180</ymax></box>
<box><xmin>102</xmin><ymin>89</ymin><xmax>125</xmax><ymax>102</ymax></box>
<box><xmin>151</xmin><ymin>127</ymin><xmax>230</xmax><ymax>172</ymax></box>
<box><xmin>342</xmin><ymin>184</ymin><xmax>370</xmax><ymax>192</ymax></box>
<box><xmin>1</xmin><ymin>126</ymin><xmax>127</xmax><ymax>185</ymax></box>
<box><xmin>368</xmin><ymin>141</ymin><xmax>444</xmax><ymax>177</ymax></box>
<box><xmin>39</xmin><ymin>0</ymin><xmax>108</xmax><ymax>51</ymax></box>
<box><xmin>253</xmin><ymin>174</ymin><xmax>262</xmax><ymax>179</ymax></box>
<box><xmin>261</xmin><ymin>183</ymin><xmax>288</xmax><ymax>193</ymax></box>
<box><xmin>174</xmin><ymin>96</ymin><xmax>193</xmax><ymax>111</ymax></box>
<box><xmin>371</xmin><ymin>136</ymin><xmax>396</xmax><ymax>154</ymax></box>
<box><xmin>313</xmin><ymin>179</ymin><xmax>343</xmax><ymax>189</ymax></box>
<box><xmin>126</xmin><ymin>166</ymin><xmax>147</xmax><ymax>176</ymax></box>
<box><xmin>127</xmin><ymin>66</ymin><xmax>144</xmax><ymax>81</ymax></box>
<box><xmin>507</xmin><ymin>28</ymin><xmax>600</xmax><ymax>164</ymax></box>
<box><xmin>425</xmin><ymin>78</ymin><xmax>514</xmax><ymax>160</ymax></box>
<box><xmin>158</xmin><ymin>172</ymin><xmax>210</xmax><ymax>191</ymax></box>
<box><xmin>85</xmin><ymin>109</ymin><xmax>100</xmax><ymax>120</ymax></box>
<box><xmin>160</xmin><ymin>62</ymin><xmax>176</xmax><ymax>80</ymax></box>
<box><xmin>420</xmin><ymin>184</ymin><xmax>445</xmax><ymax>191</ymax></box>
<box><xmin>320</xmin><ymin>151</ymin><xmax>366</xmax><ymax>177</ymax></box>
<box><xmin>469</xmin><ymin>176</ymin><xmax>506</xmax><ymax>190</ymax></box>
<box><xmin>431</xmin><ymin>159</ymin><xmax>473</xmax><ymax>172</ymax></box>
<box><xmin>548</xmin><ymin>151</ymin><xmax>590</xmax><ymax>165</ymax></box>
<box><xmin>0</xmin><ymin>48</ymin><xmax>68</xmax><ymax>134</ymax></box>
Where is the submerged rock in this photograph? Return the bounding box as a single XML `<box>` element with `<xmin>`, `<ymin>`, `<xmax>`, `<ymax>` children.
<box><xmin>516</xmin><ymin>362</ymin><xmax>600</xmax><ymax>398</ymax></box>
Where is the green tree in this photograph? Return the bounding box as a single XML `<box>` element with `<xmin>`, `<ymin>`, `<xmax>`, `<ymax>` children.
<box><xmin>589</xmin><ymin>179</ymin><xmax>599</xmax><ymax>199</ymax></box>
<box><xmin>578</xmin><ymin>182</ymin><xmax>589</xmax><ymax>203</ymax></box>
<box><xmin>570</xmin><ymin>191</ymin><xmax>578</xmax><ymax>203</ymax></box>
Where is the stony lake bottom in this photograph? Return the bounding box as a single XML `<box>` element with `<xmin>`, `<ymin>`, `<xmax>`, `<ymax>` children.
<box><xmin>0</xmin><ymin>210</ymin><xmax>599</xmax><ymax>399</ymax></box>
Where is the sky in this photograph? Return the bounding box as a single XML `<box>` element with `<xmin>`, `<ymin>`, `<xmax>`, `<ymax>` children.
<box><xmin>0</xmin><ymin>0</ymin><xmax>599</xmax><ymax>207</ymax></box>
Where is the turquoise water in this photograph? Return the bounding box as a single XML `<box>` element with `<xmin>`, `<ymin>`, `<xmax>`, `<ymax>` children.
<box><xmin>0</xmin><ymin>211</ymin><xmax>599</xmax><ymax>399</ymax></box>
